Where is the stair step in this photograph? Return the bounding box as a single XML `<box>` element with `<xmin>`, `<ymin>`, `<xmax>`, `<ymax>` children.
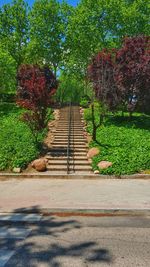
<box><xmin>55</xmin><ymin>133</ymin><xmax>84</xmax><ymax>135</ymax></box>
<box><xmin>55</xmin><ymin>135</ymin><xmax>85</xmax><ymax>137</ymax></box>
<box><xmin>47</xmin><ymin>148</ymin><xmax>87</xmax><ymax>152</ymax></box>
<box><xmin>54</xmin><ymin>138</ymin><xmax>86</xmax><ymax>140</ymax></box>
<box><xmin>46</xmin><ymin>152</ymin><xmax>88</xmax><ymax>157</ymax></box>
<box><xmin>51</xmin><ymin>145</ymin><xmax>87</xmax><ymax>149</ymax></box>
<box><xmin>58</xmin><ymin>124</ymin><xmax>83</xmax><ymax>125</ymax></box>
<box><xmin>51</xmin><ymin>145</ymin><xmax>87</xmax><ymax>148</ymax></box>
<box><xmin>47</xmin><ymin>165</ymin><xmax>92</xmax><ymax>171</ymax></box>
<box><xmin>58</xmin><ymin>122</ymin><xmax>83</xmax><ymax>123</ymax></box>
<box><xmin>58</xmin><ymin>123</ymin><xmax>83</xmax><ymax>124</ymax></box>
<box><xmin>57</xmin><ymin>123</ymin><xmax>83</xmax><ymax>125</ymax></box>
<box><xmin>54</xmin><ymin>140</ymin><xmax>86</xmax><ymax>143</ymax></box>
<box><xmin>52</xmin><ymin>141</ymin><xmax>86</xmax><ymax>145</ymax></box>
<box><xmin>54</xmin><ymin>136</ymin><xmax>86</xmax><ymax>138</ymax></box>
<box><xmin>47</xmin><ymin>160</ymin><xmax>89</xmax><ymax>165</ymax></box>
<box><xmin>56</xmin><ymin>126</ymin><xmax>83</xmax><ymax>128</ymax></box>
<box><xmin>56</xmin><ymin>129</ymin><xmax>83</xmax><ymax>130</ymax></box>
<box><xmin>53</xmin><ymin>139</ymin><xmax>85</xmax><ymax>141</ymax></box>
<box><xmin>46</xmin><ymin>155</ymin><xmax>88</xmax><ymax>160</ymax></box>
<box><xmin>58</xmin><ymin>123</ymin><xmax>83</xmax><ymax>125</ymax></box>
<box><xmin>58</xmin><ymin>135</ymin><xmax>85</xmax><ymax>137</ymax></box>
<box><xmin>56</xmin><ymin>128</ymin><xmax>84</xmax><ymax>130</ymax></box>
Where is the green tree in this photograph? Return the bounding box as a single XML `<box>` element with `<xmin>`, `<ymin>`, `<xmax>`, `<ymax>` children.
<box><xmin>65</xmin><ymin>0</ymin><xmax>150</xmax><ymax>76</ymax></box>
<box><xmin>55</xmin><ymin>73</ymin><xmax>89</xmax><ymax>104</ymax></box>
<box><xmin>65</xmin><ymin>0</ymin><xmax>122</xmax><ymax>76</ymax></box>
<box><xmin>0</xmin><ymin>0</ymin><xmax>29</xmax><ymax>67</ymax></box>
<box><xmin>122</xmin><ymin>0</ymin><xmax>150</xmax><ymax>36</ymax></box>
<box><xmin>28</xmin><ymin>0</ymin><xmax>70</xmax><ymax>76</ymax></box>
<box><xmin>0</xmin><ymin>46</ymin><xmax>17</xmax><ymax>96</ymax></box>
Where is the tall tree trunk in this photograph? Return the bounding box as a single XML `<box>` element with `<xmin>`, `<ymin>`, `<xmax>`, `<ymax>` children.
<box><xmin>92</xmin><ymin>125</ymin><xmax>97</xmax><ymax>142</ymax></box>
<box><xmin>129</xmin><ymin>111</ymin><xmax>132</xmax><ymax>119</ymax></box>
<box><xmin>100</xmin><ymin>113</ymin><xmax>104</xmax><ymax>126</ymax></box>
<box><xmin>91</xmin><ymin>103</ymin><xmax>97</xmax><ymax>141</ymax></box>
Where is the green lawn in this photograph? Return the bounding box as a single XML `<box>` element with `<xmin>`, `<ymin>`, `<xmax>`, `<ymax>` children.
<box><xmin>0</xmin><ymin>102</ymin><xmax>49</xmax><ymax>171</ymax></box>
<box><xmin>84</xmin><ymin>108</ymin><xmax>150</xmax><ymax>175</ymax></box>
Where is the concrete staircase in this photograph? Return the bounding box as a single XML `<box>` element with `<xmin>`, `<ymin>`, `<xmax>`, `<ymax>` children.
<box><xmin>46</xmin><ymin>106</ymin><xmax>92</xmax><ymax>174</ymax></box>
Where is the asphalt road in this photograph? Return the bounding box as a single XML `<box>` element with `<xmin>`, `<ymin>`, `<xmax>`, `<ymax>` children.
<box><xmin>0</xmin><ymin>215</ymin><xmax>150</xmax><ymax>267</ymax></box>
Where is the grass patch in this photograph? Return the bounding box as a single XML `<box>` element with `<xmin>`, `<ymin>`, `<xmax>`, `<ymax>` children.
<box><xmin>84</xmin><ymin>108</ymin><xmax>150</xmax><ymax>175</ymax></box>
<box><xmin>0</xmin><ymin>102</ymin><xmax>52</xmax><ymax>171</ymax></box>
<box><xmin>0</xmin><ymin>102</ymin><xmax>22</xmax><ymax>118</ymax></box>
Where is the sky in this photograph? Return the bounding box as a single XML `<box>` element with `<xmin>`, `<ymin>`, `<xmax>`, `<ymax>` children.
<box><xmin>0</xmin><ymin>0</ymin><xmax>79</xmax><ymax>7</ymax></box>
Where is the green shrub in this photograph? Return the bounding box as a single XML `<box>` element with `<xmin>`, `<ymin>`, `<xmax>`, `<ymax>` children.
<box><xmin>0</xmin><ymin>102</ymin><xmax>22</xmax><ymax>118</ymax></box>
<box><xmin>80</xmin><ymin>98</ymin><xmax>89</xmax><ymax>108</ymax></box>
<box><xmin>84</xmin><ymin>107</ymin><xmax>92</xmax><ymax>121</ymax></box>
<box><xmin>0</xmin><ymin>115</ymin><xmax>41</xmax><ymax>170</ymax></box>
<box><xmin>0</xmin><ymin>102</ymin><xmax>50</xmax><ymax>170</ymax></box>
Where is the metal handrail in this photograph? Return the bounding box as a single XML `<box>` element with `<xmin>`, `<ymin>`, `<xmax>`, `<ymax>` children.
<box><xmin>67</xmin><ymin>102</ymin><xmax>72</xmax><ymax>174</ymax></box>
<box><xmin>72</xmin><ymin>105</ymin><xmax>75</xmax><ymax>173</ymax></box>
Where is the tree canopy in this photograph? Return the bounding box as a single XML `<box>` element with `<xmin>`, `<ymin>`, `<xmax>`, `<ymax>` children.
<box><xmin>88</xmin><ymin>36</ymin><xmax>150</xmax><ymax>114</ymax></box>
<box><xmin>0</xmin><ymin>0</ymin><xmax>29</xmax><ymax>67</ymax></box>
<box><xmin>0</xmin><ymin>0</ymin><xmax>149</xmax><ymax>95</ymax></box>
<box><xmin>0</xmin><ymin>46</ymin><xmax>17</xmax><ymax>94</ymax></box>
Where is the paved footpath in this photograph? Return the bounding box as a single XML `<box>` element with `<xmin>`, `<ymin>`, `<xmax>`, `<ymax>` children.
<box><xmin>0</xmin><ymin>178</ymin><xmax>150</xmax><ymax>213</ymax></box>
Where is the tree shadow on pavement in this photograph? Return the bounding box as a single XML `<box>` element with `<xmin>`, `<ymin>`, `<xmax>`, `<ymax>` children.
<box><xmin>0</xmin><ymin>206</ymin><xmax>112</xmax><ymax>267</ymax></box>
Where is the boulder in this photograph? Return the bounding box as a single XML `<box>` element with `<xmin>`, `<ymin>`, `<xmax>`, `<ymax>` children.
<box><xmin>13</xmin><ymin>167</ymin><xmax>21</xmax><ymax>173</ymax></box>
<box><xmin>87</xmin><ymin>147</ymin><xmax>100</xmax><ymax>159</ymax></box>
<box><xmin>80</xmin><ymin>109</ymin><xmax>84</xmax><ymax>114</ymax></box>
<box><xmin>32</xmin><ymin>159</ymin><xmax>47</xmax><ymax>172</ymax></box>
<box><xmin>88</xmin><ymin>158</ymin><xmax>92</xmax><ymax>164</ymax></box>
<box><xmin>53</xmin><ymin>109</ymin><xmax>59</xmax><ymax>120</ymax></box>
<box><xmin>94</xmin><ymin>170</ymin><xmax>99</xmax><ymax>174</ymax></box>
<box><xmin>87</xmin><ymin>135</ymin><xmax>92</xmax><ymax>144</ymax></box>
<box><xmin>98</xmin><ymin>161</ymin><xmax>112</xmax><ymax>169</ymax></box>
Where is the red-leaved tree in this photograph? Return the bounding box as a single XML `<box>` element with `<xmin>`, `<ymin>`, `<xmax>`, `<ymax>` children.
<box><xmin>88</xmin><ymin>49</ymin><xmax>119</xmax><ymax>111</ymax></box>
<box><xmin>17</xmin><ymin>64</ymin><xmax>58</xmax><ymax>131</ymax></box>
<box><xmin>87</xmin><ymin>49</ymin><xmax>120</xmax><ymax>140</ymax></box>
<box><xmin>114</xmin><ymin>36</ymin><xmax>150</xmax><ymax>115</ymax></box>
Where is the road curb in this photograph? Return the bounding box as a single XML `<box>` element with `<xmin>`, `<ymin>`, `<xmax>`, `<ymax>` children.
<box><xmin>42</xmin><ymin>209</ymin><xmax>150</xmax><ymax>217</ymax></box>
<box><xmin>0</xmin><ymin>173</ymin><xmax>150</xmax><ymax>180</ymax></box>
<box><xmin>1</xmin><ymin>209</ymin><xmax>150</xmax><ymax>218</ymax></box>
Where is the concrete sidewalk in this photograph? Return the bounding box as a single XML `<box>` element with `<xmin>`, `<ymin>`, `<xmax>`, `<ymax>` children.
<box><xmin>0</xmin><ymin>179</ymin><xmax>150</xmax><ymax>214</ymax></box>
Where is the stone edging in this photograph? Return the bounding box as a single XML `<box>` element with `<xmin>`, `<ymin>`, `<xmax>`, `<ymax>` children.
<box><xmin>0</xmin><ymin>173</ymin><xmax>150</xmax><ymax>180</ymax></box>
<box><xmin>1</xmin><ymin>209</ymin><xmax>150</xmax><ymax>217</ymax></box>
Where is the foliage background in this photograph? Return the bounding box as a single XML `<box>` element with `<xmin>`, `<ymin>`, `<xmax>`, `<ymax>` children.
<box><xmin>0</xmin><ymin>0</ymin><xmax>149</xmax><ymax>85</ymax></box>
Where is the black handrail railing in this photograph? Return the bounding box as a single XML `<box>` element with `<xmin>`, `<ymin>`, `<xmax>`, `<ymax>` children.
<box><xmin>72</xmin><ymin>105</ymin><xmax>75</xmax><ymax>173</ymax></box>
<box><xmin>67</xmin><ymin>102</ymin><xmax>72</xmax><ymax>174</ymax></box>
